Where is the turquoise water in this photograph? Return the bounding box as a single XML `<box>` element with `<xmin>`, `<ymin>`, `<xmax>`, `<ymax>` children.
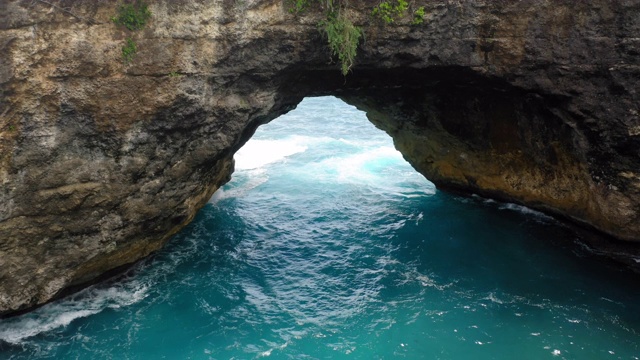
<box><xmin>1</xmin><ymin>97</ymin><xmax>640</xmax><ymax>359</ymax></box>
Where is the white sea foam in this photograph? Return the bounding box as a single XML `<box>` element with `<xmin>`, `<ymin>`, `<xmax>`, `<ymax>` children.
<box><xmin>256</xmin><ymin>341</ymin><xmax>290</xmax><ymax>358</ymax></box>
<box><xmin>498</xmin><ymin>203</ymin><xmax>554</xmax><ymax>221</ymax></box>
<box><xmin>234</xmin><ymin>122</ymin><xmax>433</xmax><ymax>197</ymax></box>
<box><xmin>337</xmin><ymin>146</ymin><xmax>402</xmax><ymax>181</ymax></box>
<box><xmin>399</xmin><ymin>269</ymin><xmax>452</xmax><ymax>291</ymax></box>
<box><xmin>234</xmin><ymin>136</ymin><xmax>310</xmax><ymax>170</ymax></box>
<box><xmin>0</xmin><ymin>283</ymin><xmax>147</xmax><ymax>344</ymax></box>
<box><xmin>484</xmin><ymin>292</ymin><xmax>504</xmax><ymax>304</ymax></box>
<box><xmin>469</xmin><ymin>195</ymin><xmax>556</xmax><ymax>222</ymax></box>
<box><xmin>210</xmin><ymin>169</ymin><xmax>269</xmax><ymax>203</ymax></box>
<box><xmin>0</xmin><ymin>310</ymin><xmax>98</xmax><ymax>344</ymax></box>
<box><xmin>308</xmin><ymin>145</ymin><xmax>409</xmax><ymax>187</ymax></box>
<box><xmin>258</xmin><ymin>348</ymin><xmax>273</xmax><ymax>357</ymax></box>
<box><xmin>337</xmin><ymin>137</ymin><xmax>382</xmax><ymax>148</ymax></box>
<box><xmin>208</xmin><ymin>187</ymin><xmax>226</xmax><ymax>203</ymax></box>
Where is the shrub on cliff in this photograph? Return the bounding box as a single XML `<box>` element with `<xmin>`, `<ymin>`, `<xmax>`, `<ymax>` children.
<box><xmin>320</xmin><ymin>11</ymin><xmax>362</xmax><ymax>76</ymax></box>
<box><xmin>112</xmin><ymin>1</ymin><xmax>152</xmax><ymax>64</ymax></box>
<box><xmin>112</xmin><ymin>0</ymin><xmax>152</xmax><ymax>31</ymax></box>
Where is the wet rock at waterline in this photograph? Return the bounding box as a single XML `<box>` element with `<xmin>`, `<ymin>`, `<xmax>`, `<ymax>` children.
<box><xmin>1</xmin><ymin>0</ymin><xmax>639</xmax><ymax>315</ymax></box>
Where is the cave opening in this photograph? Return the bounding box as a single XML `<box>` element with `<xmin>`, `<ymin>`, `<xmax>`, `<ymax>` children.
<box><xmin>211</xmin><ymin>93</ymin><xmax>638</xmax><ymax>298</ymax></box>
<box><xmin>216</xmin><ymin>67</ymin><xmax>640</xmax><ymax>275</ymax></box>
<box><xmin>217</xmin><ymin>95</ymin><xmax>435</xmax><ymax>205</ymax></box>
<box><xmin>4</xmin><ymin>94</ymin><xmax>640</xmax><ymax>360</ymax></box>
<box><xmin>8</xmin><ymin>93</ymin><xmax>636</xmax><ymax>359</ymax></box>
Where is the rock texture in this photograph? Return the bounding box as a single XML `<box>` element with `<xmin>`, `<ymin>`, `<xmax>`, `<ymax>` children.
<box><xmin>1</xmin><ymin>0</ymin><xmax>639</xmax><ymax>315</ymax></box>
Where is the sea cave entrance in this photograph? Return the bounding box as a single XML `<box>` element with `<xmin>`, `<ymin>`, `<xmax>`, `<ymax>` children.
<box><xmin>215</xmin><ymin>96</ymin><xmax>435</xmax><ymax>205</ymax></box>
<box><xmin>3</xmin><ymin>96</ymin><xmax>640</xmax><ymax>359</ymax></box>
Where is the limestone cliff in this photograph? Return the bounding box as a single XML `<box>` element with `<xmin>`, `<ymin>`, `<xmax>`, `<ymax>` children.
<box><xmin>1</xmin><ymin>0</ymin><xmax>639</xmax><ymax>315</ymax></box>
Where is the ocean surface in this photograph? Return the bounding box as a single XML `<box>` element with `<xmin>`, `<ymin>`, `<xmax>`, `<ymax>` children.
<box><xmin>1</xmin><ymin>96</ymin><xmax>640</xmax><ymax>359</ymax></box>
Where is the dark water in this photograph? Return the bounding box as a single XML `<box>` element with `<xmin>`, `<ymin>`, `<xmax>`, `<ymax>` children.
<box><xmin>1</xmin><ymin>97</ymin><xmax>639</xmax><ymax>359</ymax></box>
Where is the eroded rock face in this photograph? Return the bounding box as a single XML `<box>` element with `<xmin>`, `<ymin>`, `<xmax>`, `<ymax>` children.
<box><xmin>0</xmin><ymin>0</ymin><xmax>639</xmax><ymax>315</ymax></box>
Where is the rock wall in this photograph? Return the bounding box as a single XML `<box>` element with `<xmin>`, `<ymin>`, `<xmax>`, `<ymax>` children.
<box><xmin>0</xmin><ymin>0</ymin><xmax>639</xmax><ymax>315</ymax></box>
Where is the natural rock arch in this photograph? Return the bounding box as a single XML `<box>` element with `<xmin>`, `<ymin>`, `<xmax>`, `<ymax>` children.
<box><xmin>1</xmin><ymin>0</ymin><xmax>639</xmax><ymax>316</ymax></box>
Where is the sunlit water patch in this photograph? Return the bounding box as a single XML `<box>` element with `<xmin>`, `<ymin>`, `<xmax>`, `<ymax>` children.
<box><xmin>1</xmin><ymin>97</ymin><xmax>640</xmax><ymax>359</ymax></box>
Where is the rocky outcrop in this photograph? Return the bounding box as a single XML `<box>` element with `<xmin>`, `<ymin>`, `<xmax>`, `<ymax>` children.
<box><xmin>1</xmin><ymin>0</ymin><xmax>639</xmax><ymax>315</ymax></box>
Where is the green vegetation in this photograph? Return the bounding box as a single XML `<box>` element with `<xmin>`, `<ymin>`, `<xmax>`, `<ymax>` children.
<box><xmin>121</xmin><ymin>38</ymin><xmax>137</xmax><ymax>64</ymax></box>
<box><xmin>112</xmin><ymin>0</ymin><xmax>152</xmax><ymax>31</ymax></box>
<box><xmin>412</xmin><ymin>6</ymin><xmax>425</xmax><ymax>25</ymax></box>
<box><xmin>319</xmin><ymin>11</ymin><xmax>362</xmax><ymax>76</ymax></box>
<box><xmin>291</xmin><ymin>0</ymin><xmax>426</xmax><ymax>75</ymax></box>
<box><xmin>371</xmin><ymin>0</ymin><xmax>408</xmax><ymax>24</ymax></box>
<box><xmin>168</xmin><ymin>71</ymin><xmax>181</xmax><ymax>77</ymax></box>
<box><xmin>287</xmin><ymin>0</ymin><xmax>363</xmax><ymax>75</ymax></box>
<box><xmin>288</xmin><ymin>0</ymin><xmax>312</xmax><ymax>13</ymax></box>
<box><xmin>112</xmin><ymin>1</ymin><xmax>151</xmax><ymax>64</ymax></box>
